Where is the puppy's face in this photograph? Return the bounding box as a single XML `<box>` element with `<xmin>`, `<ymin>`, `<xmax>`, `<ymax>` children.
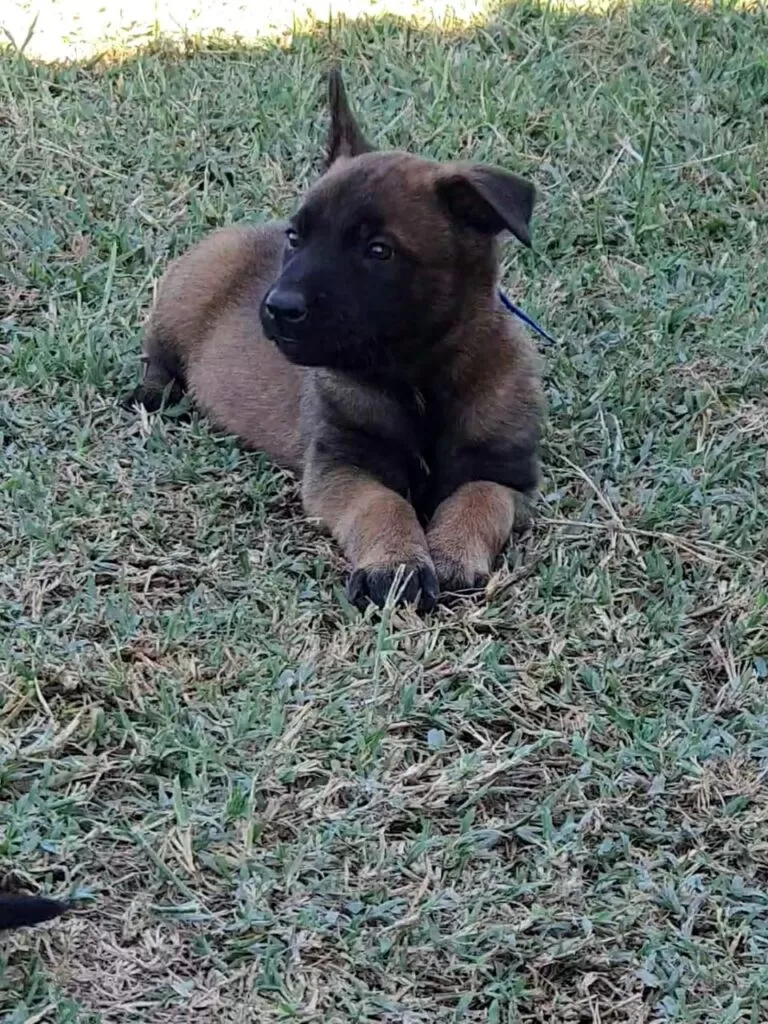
<box><xmin>260</xmin><ymin>73</ymin><xmax>536</xmax><ymax>375</ymax></box>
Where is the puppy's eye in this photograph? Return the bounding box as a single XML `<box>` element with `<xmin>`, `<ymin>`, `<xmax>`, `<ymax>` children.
<box><xmin>366</xmin><ymin>240</ymin><xmax>393</xmax><ymax>261</ymax></box>
<box><xmin>286</xmin><ymin>228</ymin><xmax>300</xmax><ymax>249</ymax></box>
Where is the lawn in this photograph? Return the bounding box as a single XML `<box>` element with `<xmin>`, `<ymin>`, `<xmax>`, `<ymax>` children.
<box><xmin>1</xmin><ymin>1</ymin><xmax>767</xmax><ymax>1020</ymax></box>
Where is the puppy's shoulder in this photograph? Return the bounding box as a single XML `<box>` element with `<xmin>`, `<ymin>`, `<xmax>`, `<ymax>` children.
<box><xmin>457</xmin><ymin>311</ymin><xmax>544</xmax><ymax>443</ymax></box>
<box><xmin>431</xmin><ymin>312</ymin><xmax>544</xmax><ymax>501</ymax></box>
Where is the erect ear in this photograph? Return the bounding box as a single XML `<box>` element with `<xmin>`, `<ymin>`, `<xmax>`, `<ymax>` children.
<box><xmin>436</xmin><ymin>163</ymin><xmax>536</xmax><ymax>247</ymax></box>
<box><xmin>326</xmin><ymin>68</ymin><xmax>374</xmax><ymax>167</ymax></box>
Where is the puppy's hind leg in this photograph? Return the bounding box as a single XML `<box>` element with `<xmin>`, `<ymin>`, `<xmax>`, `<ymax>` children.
<box><xmin>121</xmin><ymin>323</ymin><xmax>186</xmax><ymax>412</ymax></box>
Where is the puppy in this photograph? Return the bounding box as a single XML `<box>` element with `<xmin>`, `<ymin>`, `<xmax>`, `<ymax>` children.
<box><xmin>127</xmin><ymin>71</ymin><xmax>544</xmax><ymax>610</ymax></box>
<box><xmin>0</xmin><ymin>892</ymin><xmax>66</xmax><ymax>931</ymax></box>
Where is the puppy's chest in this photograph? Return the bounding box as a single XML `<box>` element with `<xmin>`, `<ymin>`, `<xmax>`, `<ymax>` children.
<box><xmin>317</xmin><ymin>376</ymin><xmax>530</xmax><ymax>519</ymax></box>
<box><xmin>394</xmin><ymin>388</ymin><xmax>463</xmax><ymax>518</ymax></box>
<box><xmin>391</xmin><ymin>385</ymin><xmax>538</xmax><ymax>517</ymax></box>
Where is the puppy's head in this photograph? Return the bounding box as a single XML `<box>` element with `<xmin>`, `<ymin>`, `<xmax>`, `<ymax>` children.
<box><xmin>260</xmin><ymin>70</ymin><xmax>536</xmax><ymax>375</ymax></box>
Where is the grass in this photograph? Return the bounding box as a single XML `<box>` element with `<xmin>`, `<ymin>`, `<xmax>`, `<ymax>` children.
<box><xmin>5</xmin><ymin>0</ymin><xmax>488</xmax><ymax>62</ymax></box>
<box><xmin>1</xmin><ymin>1</ymin><xmax>767</xmax><ymax>1020</ymax></box>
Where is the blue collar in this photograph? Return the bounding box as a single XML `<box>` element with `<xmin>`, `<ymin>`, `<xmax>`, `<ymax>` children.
<box><xmin>498</xmin><ymin>290</ymin><xmax>557</xmax><ymax>346</ymax></box>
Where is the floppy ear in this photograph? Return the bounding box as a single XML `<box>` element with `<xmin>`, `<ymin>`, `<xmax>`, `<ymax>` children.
<box><xmin>326</xmin><ymin>68</ymin><xmax>374</xmax><ymax>167</ymax></box>
<box><xmin>436</xmin><ymin>164</ymin><xmax>536</xmax><ymax>247</ymax></box>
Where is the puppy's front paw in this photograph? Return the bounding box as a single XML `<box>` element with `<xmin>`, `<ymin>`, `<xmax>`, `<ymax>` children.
<box><xmin>430</xmin><ymin>549</ymin><xmax>489</xmax><ymax>596</ymax></box>
<box><xmin>347</xmin><ymin>559</ymin><xmax>439</xmax><ymax>612</ymax></box>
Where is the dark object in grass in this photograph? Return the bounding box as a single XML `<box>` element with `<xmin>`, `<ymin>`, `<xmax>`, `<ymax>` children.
<box><xmin>0</xmin><ymin>893</ymin><xmax>67</xmax><ymax>931</ymax></box>
<box><xmin>124</xmin><ymin>69</ymin><xmax>544</xmax><ymax>612</ymax></box>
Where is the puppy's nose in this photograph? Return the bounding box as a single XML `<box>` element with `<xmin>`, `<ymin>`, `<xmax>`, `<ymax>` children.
<box><xmin>264</xmin><ymin>288</ymin><xmax>307</xmax><ymax>324</ymax></box>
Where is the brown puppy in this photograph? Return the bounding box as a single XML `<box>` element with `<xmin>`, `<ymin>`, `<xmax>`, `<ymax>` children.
<box><xmin>128</xmin><ymin>71</ymin><xmax>544</xmax><ymax>611</ymax></box>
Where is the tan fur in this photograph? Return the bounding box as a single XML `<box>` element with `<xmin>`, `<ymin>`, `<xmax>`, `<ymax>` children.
<box><xmin>449</xmin><ymin>314</ymin><xmax>542</xmax><ymax>446</ymax></box>
<box><xmin>427</xmin><ymin>482</ymin><xmax>518</xmax><ymax>591</ymax></box>
<box><xmin>303</xmin><ymin>464</ymin><xmax>432</xmax><ymax>571</ymax></box>
<box><xmin>142</xmin><ymin>224</ymin><xmax>303</xmax><ymax>469</ymax></box>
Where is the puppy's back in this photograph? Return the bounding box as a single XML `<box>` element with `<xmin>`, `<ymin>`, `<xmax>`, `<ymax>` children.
<box><xmin>149</xmin><ymin>223</ymin><xmax>285</xmax><ymax>361</ymax></box>
<box><xmin>142</xmin><ymin>223</ymin><xmax>305</xmax><ymax>469</ymax></box>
